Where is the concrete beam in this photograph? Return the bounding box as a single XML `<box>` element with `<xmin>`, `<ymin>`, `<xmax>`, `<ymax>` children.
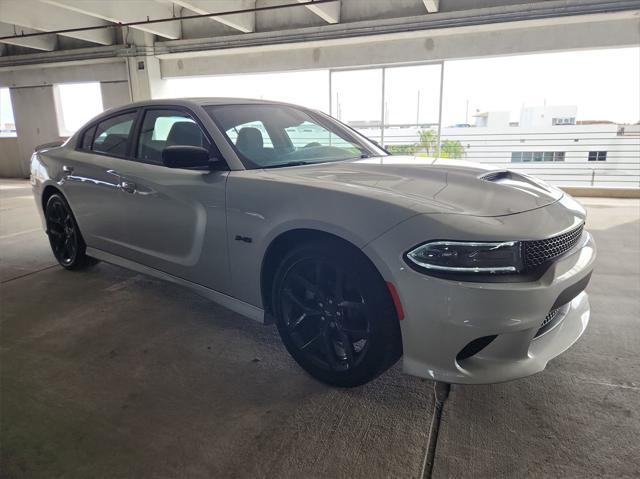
<box><xmin>159</xmin><ymin>14</ymin><xmax>640</xmax><ymax>77</ymax></box>
<box><xmin>0</xmin><ymin>58</ymin><xmax>127</xmax><ymax>88</ymax></box>
<box><xmin>0</xmin><ymin>23</ymin><xmax>57</xmax><ymax>51</ymax></box>
<box><xmin>422</xmin><ymin>0</ymin><xmax>439</xmax><ymax>14</ymax></box>
<box><xmin>297</xmin><ymin>0</ymin><xmax>340</xmax><ymax>24</ymax></box>
<box><xmin>171</xmin><ymin>0</ymin><xmax>255</xmax><ymax>33</ymax></box>
<box><xmin>0</xmin><ymin>0</ymin><xmax>114</xmax><ymax>45</ymax></box>
<box><xmin>42</xmin><ymin>0</ymin><xmax>181</xmax><ymax>39</ymax></box>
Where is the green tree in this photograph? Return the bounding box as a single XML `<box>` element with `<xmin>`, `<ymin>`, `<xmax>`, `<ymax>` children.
<box><xmin>439</xmin><ymin>139</ymin><xmax>465</xmax><ymax>159</ymax></box>
<box><xmin>418</xmin><ymin>129</ymin><xmax>437</xmax><ymax>155</ymax></box>
<box><xmin>387</xmin><ymin>143</ymin><xmax>418</xmax><ymax>154</ymax></box>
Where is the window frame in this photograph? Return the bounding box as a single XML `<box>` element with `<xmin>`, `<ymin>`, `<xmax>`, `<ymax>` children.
<box><xmin>79</xmin><ymin>125</ymin><xmax>96</xmax><ymax>151</ymax></box>
<box><xmin>74</xmin><ymin>105</ymin><xmax>227</xmax><ymax>169</ymax></box>
<box><xmin>75</xmin><ymin>107</ymin><xmax>140</xmax><ymax>160</ymax></box>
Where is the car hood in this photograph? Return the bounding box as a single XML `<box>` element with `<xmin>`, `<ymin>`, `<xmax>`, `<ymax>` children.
<box><xmin>264</xmin><ymin>156</ymin><xmax>564</xmax><ymax>217</ymax></box>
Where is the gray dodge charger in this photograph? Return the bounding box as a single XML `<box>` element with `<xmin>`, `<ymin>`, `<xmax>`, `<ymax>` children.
<box><xmin>31</xmin><ymin>98</ymin><xmax>596</xmax><ymax>387</ymax></box>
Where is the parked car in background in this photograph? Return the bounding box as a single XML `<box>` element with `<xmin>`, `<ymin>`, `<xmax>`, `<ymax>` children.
<box><xmin>31</xmin><ymin>98</ymin><xmax>596</xmax><ymax>387</ymax></box>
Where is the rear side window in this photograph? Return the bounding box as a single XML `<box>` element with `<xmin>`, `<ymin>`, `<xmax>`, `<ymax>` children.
<box><xmin>92</xmin><ymin>111</ymin><xmax>137</xmax><ymax>157</ymax></box>
<box><xmin>80</xmin><ymin>125</ymin><xmax>96</xmax><ymax>150</ymax></box>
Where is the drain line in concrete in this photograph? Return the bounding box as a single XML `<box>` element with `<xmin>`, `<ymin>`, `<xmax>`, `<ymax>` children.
<box><xmin>420</xmin><ymin>381</ymin><xmax>451</xmax><ymax>479</ymax></box>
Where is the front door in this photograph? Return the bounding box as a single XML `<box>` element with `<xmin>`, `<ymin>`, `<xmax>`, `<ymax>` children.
<box><xmin>111</xmin><ymin>108</ymin><xmax>231</xmax><ymax>295</ymax></box>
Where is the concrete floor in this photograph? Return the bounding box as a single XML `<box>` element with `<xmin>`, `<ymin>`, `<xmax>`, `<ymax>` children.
<box><xmin>1</xmin><ymin>179</ymin><xmax>639</xmax><ymax>478</ymax></box>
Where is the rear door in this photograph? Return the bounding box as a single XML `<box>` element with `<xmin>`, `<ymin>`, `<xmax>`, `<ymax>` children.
<box><xmin>110</xmin><ymin>107</ymin><xmax>231</xmax><ymax>294</ymax></box>
<box><xmin>61</xmin><ymin>109</ymin><xmax>138</xmax><ymax>257</ymax></box>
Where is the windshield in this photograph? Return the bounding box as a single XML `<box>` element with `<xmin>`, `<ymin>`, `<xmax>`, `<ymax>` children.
<box><xmin>204</xmin><ymin>104</ymin><xmax>386</xmax><ymax>169</ymax></box>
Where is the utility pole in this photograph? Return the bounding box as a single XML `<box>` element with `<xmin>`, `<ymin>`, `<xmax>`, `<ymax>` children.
<box><xmin>417</xmin><ymin>90</ymin><xmax>421</xmax><ymax>126</ymax></box>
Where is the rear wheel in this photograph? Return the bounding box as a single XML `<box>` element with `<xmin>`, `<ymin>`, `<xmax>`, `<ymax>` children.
<box><xmin>272</xmin><ymin>240</ymin><xmax>402</xmax><ymax>387</ymax></box>
<box><xmin>45</xmin><ymin>193</ymin><xmax>96</xmax><ymax>270</ymax></box>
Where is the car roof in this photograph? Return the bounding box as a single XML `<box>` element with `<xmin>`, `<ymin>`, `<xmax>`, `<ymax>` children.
<box><xmin>69</xmin><ymin>97</ymin><xmax>317</xmax><ymax>142</ymax></box>
<box><xmin>115</xmin><ymin>97</ymin><xmax>305</xmax><ymax>108</ymax></box>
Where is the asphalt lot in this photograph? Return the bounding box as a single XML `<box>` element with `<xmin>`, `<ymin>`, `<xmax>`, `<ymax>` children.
<box><xmin>1</xmin><ymin>178</ymin><xmax>639</xmax><ymax>478</ymax></box>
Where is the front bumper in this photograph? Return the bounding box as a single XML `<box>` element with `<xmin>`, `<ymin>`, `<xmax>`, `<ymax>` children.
<box><xmin>364</xmin><ymin>204</ymin><xmax>596</xmax><ymax>384</ymax></box>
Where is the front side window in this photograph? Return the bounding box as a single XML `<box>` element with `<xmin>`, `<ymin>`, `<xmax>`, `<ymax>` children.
<box><xmin>93</xmin><ymin>111</ymin><xmax>137</xmax><ymax>157</ymax></box>
<box><xmin>137</xmin><ymin>109</ymin><xmax>210</xmax><ymax>164</ymax></box>
<box><xmin>205</xmin><ymin>104</ymin><xmax>385</xmax><ymax>169</ymax></box>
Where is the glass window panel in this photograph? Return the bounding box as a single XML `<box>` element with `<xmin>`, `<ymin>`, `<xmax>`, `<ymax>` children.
<box><xmin>162</xmin><ymin>70</ymin><xmax>330</xmax><ymax>112</ymax></box>
<box><xmin>206</xmin><ymin>104</ymin><xmax>382</xmax><ymax>168</ymax></box>
<box><xmin>383</xmin><ymin>64</ymin><xmax>442</xmax><ymax>149</ymax></box>
<box><xmin>137</xmin><ymin>109</ymin><xmax>209</xmax><ymax>164</ymax></box>
<box><xmin>331</xmin><ymin>69</ymin><xmax>383</xmax><ymax>143</ymax></box>
<box><xmin>54</xmin><ymin>82</ymin><xmax>103</xmax><ymax>136</ymax></box>
<box><xmin>0</xmin><ymin>88</ymin><xmax>16</xmax><ymax>137</ymax></box>
<box><xmin>93</xmin><ymin>111</ymin><xmax>136</xmax><ymax>157</ymax></box>
<box><xmin>226</xmin><ymin>120</ymin><xmax>274</xmax><ymax>148</ymax></box>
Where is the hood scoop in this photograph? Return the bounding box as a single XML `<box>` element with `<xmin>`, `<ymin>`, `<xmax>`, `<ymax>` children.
<box><xmin>479</xmin><ymin>170</ymin><xmax>512</xmax><ymax>182</ymax></box>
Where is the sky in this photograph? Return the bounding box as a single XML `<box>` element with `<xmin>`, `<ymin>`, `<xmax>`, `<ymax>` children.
<box><xmin>2</xmin><ymin>46</ymin><xmax>638</xmax><ymax>135</ymax></box>
<box><xmin>441</xmin><ymin>47</ymin><xmax>640</xmax><ymax>126</ymax></box>
<box><xmin>161</xmin><ymin>46</ymin><xmax>639</xmax><ymax>126</ymax></box>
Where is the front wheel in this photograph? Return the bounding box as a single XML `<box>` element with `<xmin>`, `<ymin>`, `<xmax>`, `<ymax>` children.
<box><xmin>45</xmin><ymin>193</ymin><xmax>96</xmax><ymax>270</ymax></box>
<box><xmin>272</xmin><ymin>240</ymin><xmax>402</xmax><ymax>387</ymax></box>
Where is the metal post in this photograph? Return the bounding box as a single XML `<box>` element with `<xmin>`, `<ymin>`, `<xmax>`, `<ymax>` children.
<box><xmin>380</xmin><ymin>67</ymin><xmax>386</xmax><ymax>147</ymax></box>
<box><xmin>436</xmin><ymin>62</ymin><xmax>445</xmax><ymax>158</ymax></box>
<box><xmin>328</xmin><ymin>69</ymin><xmax>332</xmax><ymax>116</ymax></box>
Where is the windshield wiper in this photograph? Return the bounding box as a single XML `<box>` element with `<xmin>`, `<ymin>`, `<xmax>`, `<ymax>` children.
<box><xmin>265</xmin><ymin>161</ymin><xmax>311</xmax><ymax>169</ymax></box>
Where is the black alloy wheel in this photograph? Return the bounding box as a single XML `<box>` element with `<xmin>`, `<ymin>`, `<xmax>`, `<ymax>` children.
<box><xmin>45</xmin><ymin>193</ymin><xmax>94</xmax><ymax>270</ymax></box>
<box><xmin>273</xmin><ymin>240</ymin><xmax>402</xmax><ymax>387</ymax></box>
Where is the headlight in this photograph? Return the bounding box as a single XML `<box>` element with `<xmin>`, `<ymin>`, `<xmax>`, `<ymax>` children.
<box><xmin>405</xmin><ymin>241</ymin><xmax>523</xmax><ymax>274</ymax></box>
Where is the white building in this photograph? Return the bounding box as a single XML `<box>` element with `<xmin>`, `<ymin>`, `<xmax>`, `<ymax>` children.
<box><xmin>379</xmin><ymin>105</ymin><xmax>640</xmax><ymax>189</ymax></box>
<box><xmin>520</xmin><ymin>105</ymin><xmax>578</xmax><ymax>127</ymax></box>
<box><xmin>442</xmin><ymin>122</ymin><xmax>639</xmax><ymax>188</ymax></box>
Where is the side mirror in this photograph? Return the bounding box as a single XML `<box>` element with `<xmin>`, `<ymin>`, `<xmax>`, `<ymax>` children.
<box><xmin>162</xmin><ymin>145</ymin><xmax>213</xmax><ymax>169</ymax></box>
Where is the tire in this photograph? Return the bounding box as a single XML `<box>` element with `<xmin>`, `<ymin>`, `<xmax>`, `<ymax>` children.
<box><xmin>45</xmin><ymin>193</ymin><xmax>97</xmax><ymax>270</ymax></box>
<box><xmin>272</xmin><ymin>239</ymin><xmax>402</xmax><ymax>387</ymax></box>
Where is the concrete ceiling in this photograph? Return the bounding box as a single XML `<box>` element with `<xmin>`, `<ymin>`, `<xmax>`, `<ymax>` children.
<box><xmin>0</xmin><ymin>0</ymin><xmax>444</xmax><ymax>53</ymax></box>
<box><xmin>0</xmin><ymin>0</ymin><xmax>638</xmax><ymax>76</ymax></box>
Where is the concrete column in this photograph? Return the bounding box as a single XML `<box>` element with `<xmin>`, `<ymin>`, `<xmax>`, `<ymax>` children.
<box><xmin>126</xmin><ymin>31</ymin><xmax>168</xmax><ymax>101</ymax></box>
<box><xmin>9</xmin><ymin>86</ymin><xmax>64</xmax><ymax>178</ymax></box>
<box><xmin>100</xmin><ymin>80</ymin><xmax>132</xmax><ymax>110</ymax></box>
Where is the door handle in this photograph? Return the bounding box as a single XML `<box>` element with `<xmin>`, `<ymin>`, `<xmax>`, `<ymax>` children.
<box><xmin>62</xmin><ymin>165</ymin><xmax>74</xmax><ymax>174</ymax></box>
<box><xmin>119</xmin><ymin>180</ymin><xmax>137</xmax><ymax>194</ymax></box>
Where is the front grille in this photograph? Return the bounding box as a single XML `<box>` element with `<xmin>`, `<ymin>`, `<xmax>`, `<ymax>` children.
<box><xmin>523</xmin><ymin>224</ymin><xmax>584</xmax><ymax>270</ymax></box>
